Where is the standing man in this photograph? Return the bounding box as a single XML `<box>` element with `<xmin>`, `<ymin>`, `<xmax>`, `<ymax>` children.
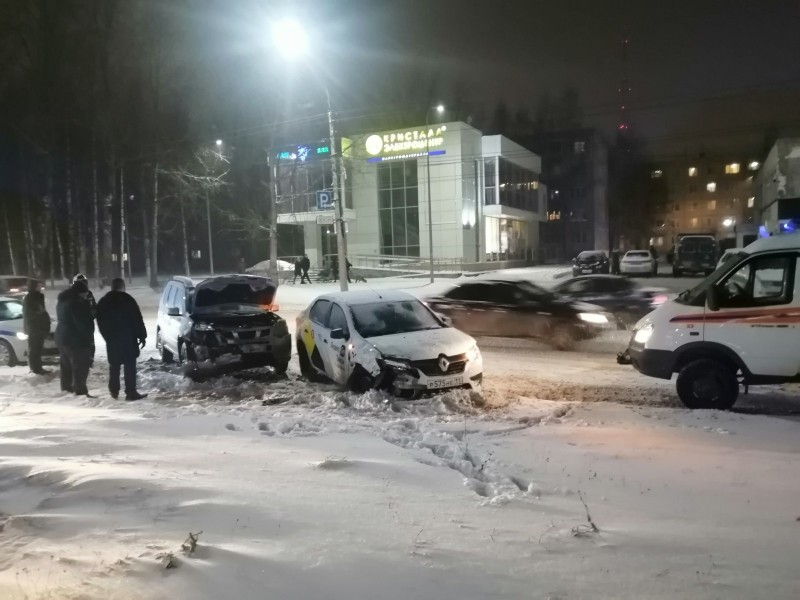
<box><xmin>293</xmin><ymin>257</ymin><xmax>302</xmax><ymax>284</ymax></box>
<box><xmin>300</xmin><ymin>254</ymin><xmax>311</xmax><ymax>284</ymax></box>
<box><xmin>22</xmin><ymin>279</ymin><xmax>50</xmax><ymax>375</ymax></box>
<box><xmin>97</xmin><ymin>278</ymin><xmax>147</xmax><ymax>401</ymax></box>
<box><xmin>55</xmin><ymin>277</ymin><xmax>95</xmax><ymax>396</ymax></box>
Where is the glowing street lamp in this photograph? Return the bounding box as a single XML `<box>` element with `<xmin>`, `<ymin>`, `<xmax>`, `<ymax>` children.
<box><xmin>722</xmin><ymin>217</ymin><xmax>735</xmax><ymax>228</ymax></box>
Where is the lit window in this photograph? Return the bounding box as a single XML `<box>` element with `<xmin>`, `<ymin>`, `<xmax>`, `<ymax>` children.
<box><xmin>574</xmin><ymin>141</ymin><xmax>586</xmax><ymax>154</ymax></box>
<box><xmin>688</xmin><ymin>167</ymin><xmax>697</xmax><ymax>177</ymax></box>
<box><xmin>690</xmin><ymin>217</ymin><xmax>699</xmax><ymax>228</ymax></box>
<box><xmin>651</xmin><ymin>169</ymin><xmax>663</xmax><ymax>178</ymax></box>
<box><xmin>706</xmin><ymin>182</ymin><xmax>716</xmax><ymax>192</ymax></box>
<box><xmin>747</xmin><ymin>196</ymin><xmax>755</xmax><ymax>208</ymax></box>
<box><xmin>708</xmin><ymin>200</ymin><xmax>716</xmax><ymax>210</ymax></box>
<box><xmin>725</xmin><ymin>163</ymin><xmax>740</xmax><ymax>174</ymax></box>
<box><xmin>748</xmin><ymin>161</ymin><xmax>760</xmax><ymax>171</ymax></box>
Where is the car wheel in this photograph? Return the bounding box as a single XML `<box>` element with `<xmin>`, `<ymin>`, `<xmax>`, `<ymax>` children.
<box><xmin>676</xmin><ymin>359</ymin><xmax>739</xmax><ymax>410</ymax></box>
<box><xmin>157</xmin><ymin>330</ymin><xmax>174</xmax><ymax>364</ymax></box>
<box><xmin>272</xmin><ymin>359</ymin><xmax>289</xmax><ymax>375</ymax></box>
<box><xmin>551</xmin><ymin>323</ymin><xmax>578</xmax><ymax>351</ymax></box>
<box><xmin>347</xmin><ymin>365</ymin><xmax>375</xmax><ymax>394</ymax></box>
<box><xmin>0</xmin><ymin>339</ymin><xmax>17</xmax><ymax>367</ymax></box>
<box><xmin>673</xmin><ymin>268</ymin><xmax>682</xmax><ymax>277</ymax></box>
<box><xmin>297</xmin><ymin>342</ymin><xmax>325</xmax><ymax>382</ymax></box>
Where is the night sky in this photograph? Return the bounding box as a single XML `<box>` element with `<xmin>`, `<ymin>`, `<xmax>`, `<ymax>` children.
<box><xmin>271</xmin><ymin>0</ymin><xmax>800</xmax><ymax>155</ymax></box>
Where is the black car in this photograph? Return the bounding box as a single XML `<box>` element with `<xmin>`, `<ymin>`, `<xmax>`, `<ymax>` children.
<box><xmin>572</xmin><ymin>251</ymin><xmax>610</xmax><ymax>277</ymax></box>
<box><xmin>552</xmin><ymin>275</ymin><xmax>668</xmax><ymax>330</ymax></box>
<box><xmin>426</xmin><ymin>279</ymin><xmax>609</xmax><ymax>350</ymax></box>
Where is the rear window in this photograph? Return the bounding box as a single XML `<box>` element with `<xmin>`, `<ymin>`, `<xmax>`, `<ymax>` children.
<box><xmin>0</xmin><ymin>278</ymin><xmax>30</xmax><ymax>290</ymax></box>
<box><xmin>350</xmin><ymin>300</ymin><xmax>441</xmax><ymax>338</ymax></box>
<box><xmin>626</xmin><ymin>251</ymin><xmax>650</xmax><ymax>258</ymax></box>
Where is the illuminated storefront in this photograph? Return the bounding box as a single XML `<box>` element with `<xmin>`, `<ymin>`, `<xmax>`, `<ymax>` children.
<box><xmin>278</xmin><ymin>121</ymin><xmax>545</xmax><ymax>269</ymax></box>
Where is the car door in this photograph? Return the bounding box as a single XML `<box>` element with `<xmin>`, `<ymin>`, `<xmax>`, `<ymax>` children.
<box><xmin>321</xmin><ymin>302</ymin><xmax>352</xmax><ymax>385</ymax></box>
<box><xmin>706</xmin><ymin>252</ymin><xmax>799</xmax><ymax>377</ymax></box>
<box><xmin>159</xmin><ymin>284</ymin><xmax>177</xmax><ymax>350</ymax></box>
<box><xmin>436</xmin><ymin>283</ymin><xmax>492</xmax><ymax>335</ymax></box>
<box><xmin>478</xmin><ymin>282</ymin><xmax>528</xmax><ymax>337</ymax></box>
<box><xmin>304</xmin><ymin>299</ymin><xmax>333</xmax><ymax>375</ymax></box>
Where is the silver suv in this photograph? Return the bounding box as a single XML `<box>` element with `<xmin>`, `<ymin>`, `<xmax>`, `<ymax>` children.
<box><xmin>156</xmin><ymin>275</ymin><xmax>291</xmax><ymax>373</ymax></box>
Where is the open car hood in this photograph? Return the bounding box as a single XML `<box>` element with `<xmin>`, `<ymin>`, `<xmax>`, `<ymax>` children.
<box><xmin>192</xmin><ymin>275</ymin><xmax>277</xmax><ymax>314</ymax></box>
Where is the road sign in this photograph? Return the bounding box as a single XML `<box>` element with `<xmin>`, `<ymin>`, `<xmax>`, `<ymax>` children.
<box><xmin>316</xmin><ymin>214</ymin><xmax>335</xmax><ymax>225</ymax></box>
<box><xmin>316</xmin><ymin>190</ymin><xmax>333</xmax><ymax>211</ymax></box>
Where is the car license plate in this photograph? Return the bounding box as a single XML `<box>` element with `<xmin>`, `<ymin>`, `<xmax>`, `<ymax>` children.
<box><xmin>242</xmin><ymin>344</ymin><xmax>267</xmax><ymax>354</ymax></box>
<box><xmin>581</xmin><ymin>268</ymin><xmax>592</xmax><ymax>273</ymax></box>
<box><xmin>427</xmin><ymin>376</ymin><xmax>463</xmax><ymax>390</ymax></box>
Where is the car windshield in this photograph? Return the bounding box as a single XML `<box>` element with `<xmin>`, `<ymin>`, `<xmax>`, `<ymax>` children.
<box><xmin>349</xmin><ymin>300</ymin><xmax>441</xmax><ymax>338</ymax></box>
<box><xmin>675</xmin><ymin>251</ymin><xmax>749</xmax><ymax>305</ymax></box>
<box><xmin>0</xmin><ymin>301</ymin><xmax>23</xmax><ymax>320</ymax></box>
<box><xmin>194</xmin><ymin>282</ymin><xmax>276</xmax><ymax>311</ymax></box>
<box><xmin>577</xmin><ymin>252</ymin><xmax>603</xmax><ymax>260</ymax></box>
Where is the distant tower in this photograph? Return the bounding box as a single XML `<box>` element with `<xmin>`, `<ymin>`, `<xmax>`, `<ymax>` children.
<box><xmin>618</xmin><ymin>34</ymin><xmax>631</xmax><ymax>132</ymax></box>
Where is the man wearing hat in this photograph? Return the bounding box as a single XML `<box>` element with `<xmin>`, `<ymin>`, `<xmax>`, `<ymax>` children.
<box><xmin>55</xmin><ymin>275</ymin><xmax>96</xmax><ymax>396</ymax></box>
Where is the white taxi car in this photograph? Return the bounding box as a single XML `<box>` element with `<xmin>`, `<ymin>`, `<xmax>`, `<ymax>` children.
<box><xmin>0</xmin><ymin>296</ymin><xmax>56</xmax><ymax>366</ymax></box>
<box><xmin>620</xmin><ymin>250</ymin><xmax>656</xmax><ymax>276</ymax></box>
<box><xmin>296</xmin><ymin>290</ymin><xmax>483</xmax><ymax>397</ymax></box>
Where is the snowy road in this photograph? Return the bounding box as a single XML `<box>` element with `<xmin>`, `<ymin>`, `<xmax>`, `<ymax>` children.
<box><xmin>0</xmin><ymin>277</ymin><xmax>799</xmax><ymax>599</ymax></box>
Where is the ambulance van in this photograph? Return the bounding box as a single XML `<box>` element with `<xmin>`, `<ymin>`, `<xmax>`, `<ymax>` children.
<box><xmin>626</xmin><ymin>233</ymin><xmax>800</xmax><ymax>409</ymax></box>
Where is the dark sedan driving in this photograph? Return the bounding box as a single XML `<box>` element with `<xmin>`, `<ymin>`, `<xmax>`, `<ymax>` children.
<box><xmin>425</xmin><ymin>279</ymin><xmax>609</xmax><ymax>350</ymax></box>
<box><xmin>551</xmin><ymin>275</ymin><xmax>668</xmax><ymax>330</ymax></box>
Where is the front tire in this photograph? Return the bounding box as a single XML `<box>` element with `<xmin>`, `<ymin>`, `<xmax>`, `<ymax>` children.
<box><xmin>551</xmin><ymin>323</ymin><xmax>578</xmax><ymax>351</ymax></box>
<box><xmin>157</xmin><ymin>330</ymin><xmax>174</xmax><ymax>364</ymax></box>
<box><xmin>673</xmin><ymin>268</ymin><xmax>682</xmax><ymax>277</ymax></box>
<box><xmin>347</xmin><ymin>365</ymin><xmax>375</xmax><ymax>393</ymax></box>
<box><xmin>676</xmin><ymin>359</ymin><xmax>739</xmax><ymax>410</ymax></box>
<box><xmin>0</xmin><ymin>339</ymin><xmax>17</xmax><ymax>367</ymax></box>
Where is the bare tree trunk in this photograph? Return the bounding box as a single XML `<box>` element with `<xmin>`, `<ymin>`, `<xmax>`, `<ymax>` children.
<box><xmin>49</xmin><ymin>222</ymin><xmax>55</xmax><ymax>289</ymax></box>
<box><xmin>119</xmin><ymin>165</ymin><xmax>126</xmax><ymax>278</ymax></box>
<box><xmin>141</xmin><ymin>169</ymin><xmax>152</xmax><ymax>286</ymax></box>
<box><xmin>125</xmin><ymin>204</ymin><xmax>132</xmax><ymax>283</ymax></box>
<box><xmin>77</xmin><ymin>195</ymin><xmax>87</xmax><ymax>274</ymax></box>
<box><xmin>65</xmin><ymin>131</ymin><xmax>76</xmax><ymax>274</ymax></box>
<box><xmin>180</xmin><ymin>196</ymin><xmax>190</xmax><ymax>277</ymax></box>
<box><xmin>150</xmin><ymin>163</ymin><xmax>159</xmax><ymax>287</ymax></box>
<box><xmin>92</xmin><ymin>138</ymin><xmax>101</xmax><ymax>287</ymax></box>
<box><xmin>102</xmin><ymin>149</ymin><xmax>115</xmax><ymax>288</ymax></box>
<box><xmin>54</xmin><ymin>220</ymin><xmax>66</xmax><ymax>282</ymax></box>
<box><xmin>3</xmin><ymin>203</ymin><xmax>17</xmax><ymax>276</ymax></box>
<box><xmin>22</xmin><ymin>197</ymin><xmax>34</xmax><ymax>276</ymax></box>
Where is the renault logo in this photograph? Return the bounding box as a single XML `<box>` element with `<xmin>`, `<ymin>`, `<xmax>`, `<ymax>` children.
<box><xmin>438</xmin><ymin>355</ymin><xmax>450</xmax><ymax>373</ymax></box>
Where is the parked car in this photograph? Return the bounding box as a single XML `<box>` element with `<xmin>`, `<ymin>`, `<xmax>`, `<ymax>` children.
<box><xmin>625</xmin><ymin>233</ymin><xmax>800</xmax><ymax>410</ymax></box>
<box><xmin>552</xmin><ymin>275</ymin><xmax>668</xmax><ymax>330</ymax></box>
<box><xmin>572</xmin><ymin>251</ymin><xmax>610</xmax><ymax>276</ymax></box>
<box><xmin>296</xmin><ymin>290</ymin><xmax>482</xmax><ymax>398</ymax></box>
<box><xmin>0</xmin><ymin>276</ymin><xmax>43</xmax><ymax>299</ymax></box>
<box><xmin>425</xmin><ymin>279</ymin><xmax>608</xmax><ymax>350</ymax></box>
<box><xmin>0</xmin><ymin>296</ymin><xmax>57</xmax><ymax>366</ymax></box>
<box><xmin>673</xmin><ymin>233</ymin><xmax>718</xmax><ymax>276</ymax></box>
<box><xmin>620</xmin><ymin>250</ymin><xmax>656</xmax><ymax>276</ymax></box>
<box><xmin>156</xmin><ymin>275</ymin><xmax>291</xmax><ymax>372</ymax></box>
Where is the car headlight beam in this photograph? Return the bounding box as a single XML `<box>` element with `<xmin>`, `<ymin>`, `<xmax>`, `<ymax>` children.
<box><xmin>578</xmin><ymin>312</ymin><xmax>608</xmax><ymax>324</ymax></box>
<box><xmin>15</xmin><ymin>332</ymin><xmax>28</xmax><ymax>340</ymax></box>
<box><xmin>633</xmin><ymin>323</ymin><xmax>654</xmax><ymax>344</ymax></box>
<box><xmin>467</xmin><ymin>344</ymin><xmax>481</xmax><ymax>362</ymax></box>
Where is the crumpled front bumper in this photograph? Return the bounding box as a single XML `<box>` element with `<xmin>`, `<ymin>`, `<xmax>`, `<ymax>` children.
<box><xmin>187</xmin><ymin>331</ymin><xmax>291</xmax><ymax>365</ymax></box>
<box><xmin>379</xmin><ymin>355</ymin><xmax>483</xmax><ymax>393</ymax></box>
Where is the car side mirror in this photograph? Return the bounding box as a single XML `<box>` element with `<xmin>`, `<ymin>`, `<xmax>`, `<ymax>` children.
<box><xmin>330</xmin><ymin>328</ymin><xmax>346</xmax><ymax>340</ymax></box>
<box><xmin>437</xmin><ymin>313</ymin><xmax>453</xmax><ymax>327</ymax></box>
<box><xmin>167</xmin><ymin>306</ymin><xmax>181</xmax><ymax>317</ymax></box>
<box><xmin>706</xmin><ymin>285</ymin><xmax>720</xmax><ymax>312</ymax></box>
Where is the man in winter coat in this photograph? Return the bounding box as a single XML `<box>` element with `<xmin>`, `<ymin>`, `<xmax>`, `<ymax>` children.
<box><xmin>55</xmin><ymin>278</ymin><xmax>95</xmax><ymax>396</ymax></box>
<box><xmin>300</xmin><ymin>254</ymin><xmax>311</xmax><ymax>284</ymax></box>
<box><xmin>293</xmin><ymin>258</ymin><xmax>302</xmax><ymax>284</ymax></box>
<box><xmin>97</xmin><ymin>278</ymin><xmax>147</xmax><ymax>401</ymax></box>
<box><xmin>22</xmin><ymin>279</ymin><xmax>51</xmax><ymax>375</ymax></box>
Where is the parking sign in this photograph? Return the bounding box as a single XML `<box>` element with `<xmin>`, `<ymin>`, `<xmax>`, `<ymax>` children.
<box><xmin>316</xmin><ymin>190</ymin><xmax>333</xmax><ymax>211</ymax></box>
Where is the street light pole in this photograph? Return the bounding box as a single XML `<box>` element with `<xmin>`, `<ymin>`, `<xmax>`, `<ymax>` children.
<box><xmin>326</xmin><ymin>88</ymin><xmax>348</xmax><ymax>292</ymax></box>
<box><xmin>426</xmin><ymin>104</ymin><xmax>445</xmax><ymax>283</ymax></box>
<box><xmin>205</xmin><ymin>139</ymin><xmax>222</xmax><ymax>276</ymax></box>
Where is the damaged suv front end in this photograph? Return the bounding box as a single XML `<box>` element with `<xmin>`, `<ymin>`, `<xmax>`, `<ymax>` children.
<box><xmin>184</xmin><ymin>276</ymin><xmax>291</xmax><ymax>371</ymax></box>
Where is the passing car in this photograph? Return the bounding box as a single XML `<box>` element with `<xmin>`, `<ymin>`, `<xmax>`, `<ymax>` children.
<box><xmin>572</xmin><ymin>251</ymin><xmax>610</xmax><ymax>276</ymax></box>
<box><xmin>552</xmin><ymin>275</ymin><xmax>668</xmax><ymax>330</ymax></box>
<box><xmin>156</xmin><ymin>275</ymin><xmax>291</xmax><ymax>372</ymax></box>
<box><xmin>620</xmin><ymin>250</ymin><xmax>656</xmax><ymax>276</ymax></box>
<box><xmin>0</xmin><ymin>276</ymin><xmax>42</xmax><ymax>299</ymax></box>
<box><xmin>0</xmin><ymin>296</ymin><xmax>57</xmax><ymax>366</ymax></box>
<box><xmin>625</xmin><ymin>233</ymin><xmax>800</xmax><ymax>410</ymax></box>
<box><xmin>426</xmin><ymin>279</ymin><xmax>609</xmax><ymax>350</ymax></box>
<box><xmin>296</xmin><ymin>290</ymin><xmax>482</xmax><ymax>397</ymax></box>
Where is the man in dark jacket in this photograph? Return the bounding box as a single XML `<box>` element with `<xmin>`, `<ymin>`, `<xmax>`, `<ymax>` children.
<box><xmin>300</xmin><ymin>254</ymin><xmax>311</xmax><ymax>284</ymax></box>
<box><xmin>97</xmin><ymin>278</ymin><xmax>147</xmax><ymax>401</ymax></box>
<box><xmin>22</xmin><ymin>279</ymin><xmax>50</xmax><ymax>375</ymax></box>
<box><xmin>55</xmin><ymin>278</ymin><xmax>95</xmax><ymax>396</ymax></box>
<box><xmin>293</xmin><ymin>258</ymin><xmax>302</xmax><ymax>284</ymax></box>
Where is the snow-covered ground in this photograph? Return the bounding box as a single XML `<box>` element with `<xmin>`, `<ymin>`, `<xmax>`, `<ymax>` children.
<box><xmin>2</xmin><ymin>274</ymin><xmax>799</xmax><ymax>599</ymax></box>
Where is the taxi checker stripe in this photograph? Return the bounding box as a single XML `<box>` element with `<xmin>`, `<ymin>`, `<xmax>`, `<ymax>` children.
<box><xmin>670</xmin><ymin>308</ymin><xmax>800</xmax><ymax>324</ymax></box>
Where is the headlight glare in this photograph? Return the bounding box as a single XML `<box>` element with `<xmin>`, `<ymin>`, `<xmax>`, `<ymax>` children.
<box><xmin>467</xmin><ymin>344</ymin><xmax>480</xmax><ymax>362</ymax></box>
<box><xmin>633</xmin><ymin>323</ymin><xmax>654</xmax><ymax>344</ymax></box>
<box><xmin>578</xmin><ymin>312</ymin><xmax>608</xmax><ymax>324</ymax></box>
<box><xmin>192</xmin><ymin>322</ymin><xmax>214</xmax><ymax>332</ymax></box>
<box><xmin>16</xmin><ymin>332</ymin><xmax>28</xmax><ymax>340</ymax></box>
